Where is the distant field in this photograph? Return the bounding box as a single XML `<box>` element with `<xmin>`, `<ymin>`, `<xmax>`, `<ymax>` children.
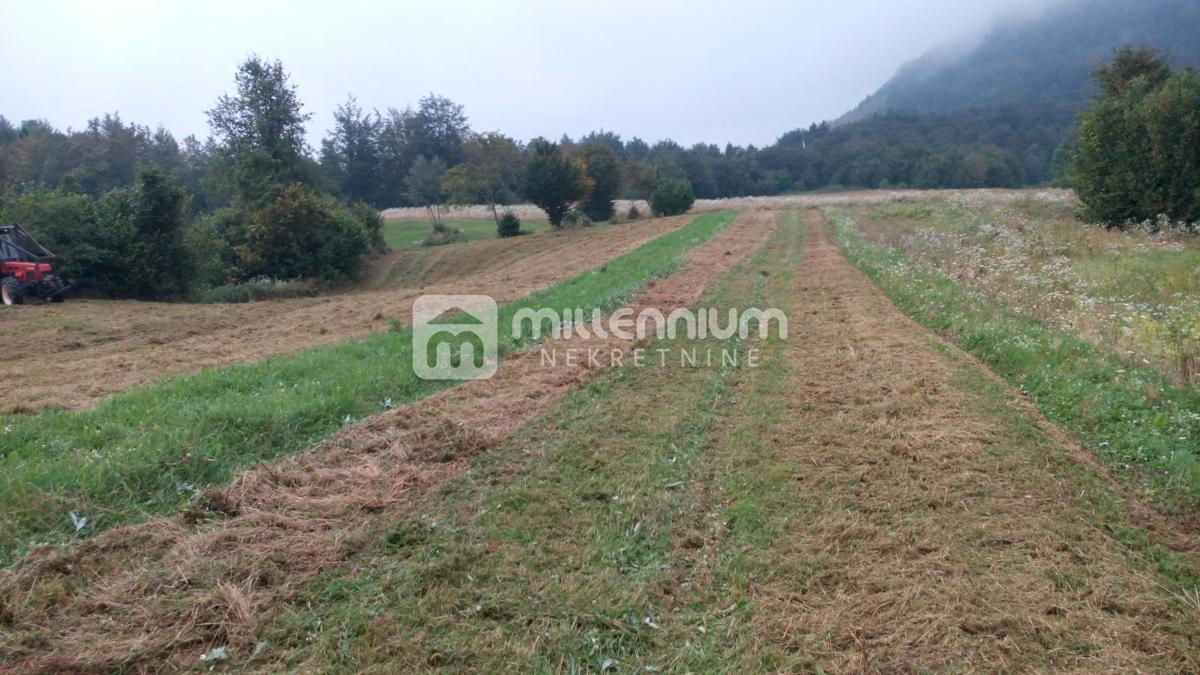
<box><xmin>379</xmin><ymin>188</ymin><xmax>1075</xmax><ymax>224</ymax></box>
<box><xmin>382</xmin><ymin>218</ymin><xmax>551</xmax><ymax>249</ymax></box>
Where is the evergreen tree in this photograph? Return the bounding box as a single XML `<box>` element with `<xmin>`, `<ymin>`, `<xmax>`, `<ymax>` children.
<box><xmin>577</xmin><ymin>141</ymin><xmax>620</xmax><ymax>221</ymax></box>
<box><xmin>522</xmin><ymin>138</ymin><xmax>591</xmax><ymax>227</ymax></box>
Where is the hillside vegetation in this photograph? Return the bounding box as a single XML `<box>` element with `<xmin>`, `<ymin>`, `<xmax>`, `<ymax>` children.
<box><xmin>808</xmin><ymin>0</ymin><xmax>1200</xmax><ymax>190</ymax></box>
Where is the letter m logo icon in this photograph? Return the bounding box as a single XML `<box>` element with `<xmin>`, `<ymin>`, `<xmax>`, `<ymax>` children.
<box><xmin>412</xmin><ymin>295</ymin><xmax>498</xmax><ymax>380</ymax></box>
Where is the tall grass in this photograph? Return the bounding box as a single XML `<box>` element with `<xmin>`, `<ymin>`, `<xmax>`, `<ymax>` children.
<box><xmin>860</xmin><ymin>199</ymin><xmax>1200</xmax><ymax>386</ymax></box>
<box><xmin>833</xmin><ymin>211</ymin><xmax>1200</xmax><ymax>511</ymax></box>
<box><xmin>0</xmin><ymin>212</ymin><xmax>737</xmax><ymax>565</ymax></box>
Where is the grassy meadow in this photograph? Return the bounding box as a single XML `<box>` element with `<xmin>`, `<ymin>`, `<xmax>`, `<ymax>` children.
<box><xmin>855</xmin><ymin>196</ymin><xmax>1200</xmax><ymax>387</ymax></box>
<box><xmin>382</xmin><ymin>218</ymin><xmax>551</xmax><ymax>249</ymax></box>
<box><xmin>832</xmin><ymin>208</ymin><xmax>1200</xmax><ymax>511</ymax></box>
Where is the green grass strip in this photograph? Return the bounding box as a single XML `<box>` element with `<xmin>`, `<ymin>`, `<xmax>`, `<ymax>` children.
<box><xmin>0</xmin><ymin>211</ymin><xmax>737</xmax><ymax>565</ymax></box>
<box><xmin>382</xmin><ymin>218</ymin><xmax>552</xmax><ymax>250</ymax></box>
<box><xmin>831</xmin><ymin>211</ymin><xmax>1200</xmax><ymax>511</ymax></box>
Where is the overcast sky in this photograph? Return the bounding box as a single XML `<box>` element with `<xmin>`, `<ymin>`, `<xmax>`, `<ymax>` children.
<box><xmin>0</xmin><ymin>0</ymin><xmax>1059</xmax><ymax>149</ymax></box>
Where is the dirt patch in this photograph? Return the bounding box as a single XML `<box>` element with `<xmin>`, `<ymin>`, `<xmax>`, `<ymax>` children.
<box><xmin>718</xmin><ymin>211</ymin><xmax>1199</xmax><ymax>670</ymax></box>
<box><xmin>0</xmin><ymin>216</ymin><xmax>689</xmax><ymax>413</ymax></box>
<box><xmin>0</xmin><ymin>212</ymin><xmax>778</xmax><ymax>672</ymax></box>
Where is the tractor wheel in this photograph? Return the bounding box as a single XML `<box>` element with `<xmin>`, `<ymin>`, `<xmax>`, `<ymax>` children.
<box><xmin>1</xmin><ymin>278</ymin><xmax>23</xmax><ymax>306</ymax></box>
<box><xmin>46</xmin><ymin>276</ymin><xmax>65</xmax><ymax>303</ymax></box>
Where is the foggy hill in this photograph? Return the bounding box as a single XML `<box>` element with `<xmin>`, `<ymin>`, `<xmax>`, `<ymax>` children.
<box><xmin>842</xmin><ymin>0</ymin><xmax>1200</xmax><ymax>124</ymax></box>
<box><xmin>761</xmin><ymin>0</ymin><xmax>1200</xmax><ymax>190</ymax></box>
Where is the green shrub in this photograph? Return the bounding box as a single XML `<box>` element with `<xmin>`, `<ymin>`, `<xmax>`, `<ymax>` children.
<box><xmin>627</xmin><ymin>205</ymin><xmax>641</xmax><ymax>221</ymax></box>
<box><xmin>185</xmin><ymin>209</ymin><xmax>238</xmax><ymax>289</ymax></box>
<box><xmin>650</xmin><ymin>178</ymin><xmax>695</xmax><ymax>216</ymax></box>
<box><xmin>234</xmin><ymin>183</ymin><xmax>369</xmax><ymax>281</ymax></box>
<box><xmin>1071</xmin><ymin>47</ymin><xmax>1200</xmax><ymax>227</ymax></box>
<box><xmin>497</xmin><ymin>211</ymin><xmax>522</xmax><ymax>238</ymax></box>
<box><xmin>1</xmin><ymin>169</ymin><xmax>191</xmax><ymax>299</ymax></box>
<box><xmin>522</xmin><ymin>138</ymin><xmax>590</xmax><ymax>227</ymax></box>
<box><xmin>93</xmin><ymin>169</ymin><xmax>192</xmax><ymax>299</ymax></box>
<box><xmin>348</xmin><ymin>201</ymin><xmax>387</xmax><ymax>253</ymax></box>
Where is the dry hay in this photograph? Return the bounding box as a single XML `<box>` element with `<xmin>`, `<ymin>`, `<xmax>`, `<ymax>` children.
<box><xmin>0</xmin><ymin>214</ymin><xmax>690</xmax><ymax>413</ymax></box>
<box><xmin>720</xmin><ymin>211</ymin><xmax>1200</xmax><ymax>670</ymax></box>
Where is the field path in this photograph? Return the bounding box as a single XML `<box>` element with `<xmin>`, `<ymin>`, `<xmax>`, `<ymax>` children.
<box><xmin>0</xmin><ymin>216</ymin><xmax>689</xmax><ymax>413</ymax></box>
<box><xmin>0</xmin><ymin>212</ymin><xmax>779</xmax><ymax>672</ymax></box>
<box><xmin>675</xmin><ymin>211</ymin><xmax>1198</xmax><ymax>670</ymax></box>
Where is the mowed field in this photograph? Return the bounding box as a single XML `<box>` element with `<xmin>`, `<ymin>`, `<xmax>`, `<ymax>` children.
<box><xmin>2</xmin><ymin>192</ymin><xmax>1199</xmax><ymax>672</ymax></box>
<box><xmin>0</xmin><ymin>216</ymin><xmax>686</xmax><ymax>412</ymax></box>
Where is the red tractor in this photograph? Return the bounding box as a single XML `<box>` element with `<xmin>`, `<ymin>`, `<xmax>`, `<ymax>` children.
<box><xmin>1</xmin><ymin>224</ymin><xmax>68</xmax><ymax>305</ymax></box>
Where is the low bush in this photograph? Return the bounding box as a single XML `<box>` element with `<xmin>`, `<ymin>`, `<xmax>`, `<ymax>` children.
<box><xmin>651</xmin><ymin>178</ymin><xmax>695</xmax><ymax>216</ymax></box>
<box><xmin>627</xmin><ymin>205</ymin><xmax>641</xmax><ymax>221</ymax></box>
<box><xmin>195</xmin><ymin>277</ymin><xmax>321</xmax><ymax>303</ymax></box>
<box><xmin>497</xmin><ymin>211</ymin><xmax>522</xmax><ymax>238</ymax></box>
<box><xmin>561</xmin><ymin>209</ymin><xmax>592</xmax><ymax>228</ymax></box>
<box><xmin>421</xmin><ymin>223</ymin><xmax>465</xmax><ymax>246</ymax></box>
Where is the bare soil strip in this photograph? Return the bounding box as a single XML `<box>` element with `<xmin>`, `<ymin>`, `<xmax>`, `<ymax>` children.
<box><xmin>676</xmin><ymin>211</ymin><xmax>1198</xmax><ymax>670</ymax></box>
<box><xmin>0</xmin><ymin>216</ymin><xmax>689</xmax><ymax>413</ymax></box>
<box><xmin>0</xmin><ymin>212</ymin><xmax>778</xmax><ymax>672</ymax></box>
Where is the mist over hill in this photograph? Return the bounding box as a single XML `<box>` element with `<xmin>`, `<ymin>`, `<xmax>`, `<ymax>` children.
<box><xmin>769</xmin><ymin>0</ymin><xmax>1200</xmax><ymax>190</ymax></box>
<box><xmin>844</xmin><ymin>0</ymin><xmax>1200</xmax><ymax>123</ymax></box>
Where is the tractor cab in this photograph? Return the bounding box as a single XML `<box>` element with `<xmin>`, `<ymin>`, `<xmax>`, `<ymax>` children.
<box><xmin>0</xmin><ymin>231</ymin><xmax>20</xmax><ymax>262</ymax></box>
<box><xmin>0</xmin><ymin>224</ymin><xmax>67</xmax><ymax>305</ymax></box>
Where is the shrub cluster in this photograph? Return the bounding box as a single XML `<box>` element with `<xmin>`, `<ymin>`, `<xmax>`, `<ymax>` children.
<box><xmin>420</xmin><ymin>221</ymin><xmax>465</xmax><ymax>246</ymax></box>
<box><xmin>0</xmin><ymin>169</ymin><xmax>191</xmax><ymax>299</ymax></box>
<box><xmin>195</xmin><ymin>277</ymin><xmax>320</xmax><ymax>304</ymax></box>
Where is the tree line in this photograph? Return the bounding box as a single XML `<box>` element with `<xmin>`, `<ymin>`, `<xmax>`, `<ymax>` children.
<box><xmin>2</xmin><ymin>47</ymin><xmax>1188</xmax><ymax>300</ymax></box>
